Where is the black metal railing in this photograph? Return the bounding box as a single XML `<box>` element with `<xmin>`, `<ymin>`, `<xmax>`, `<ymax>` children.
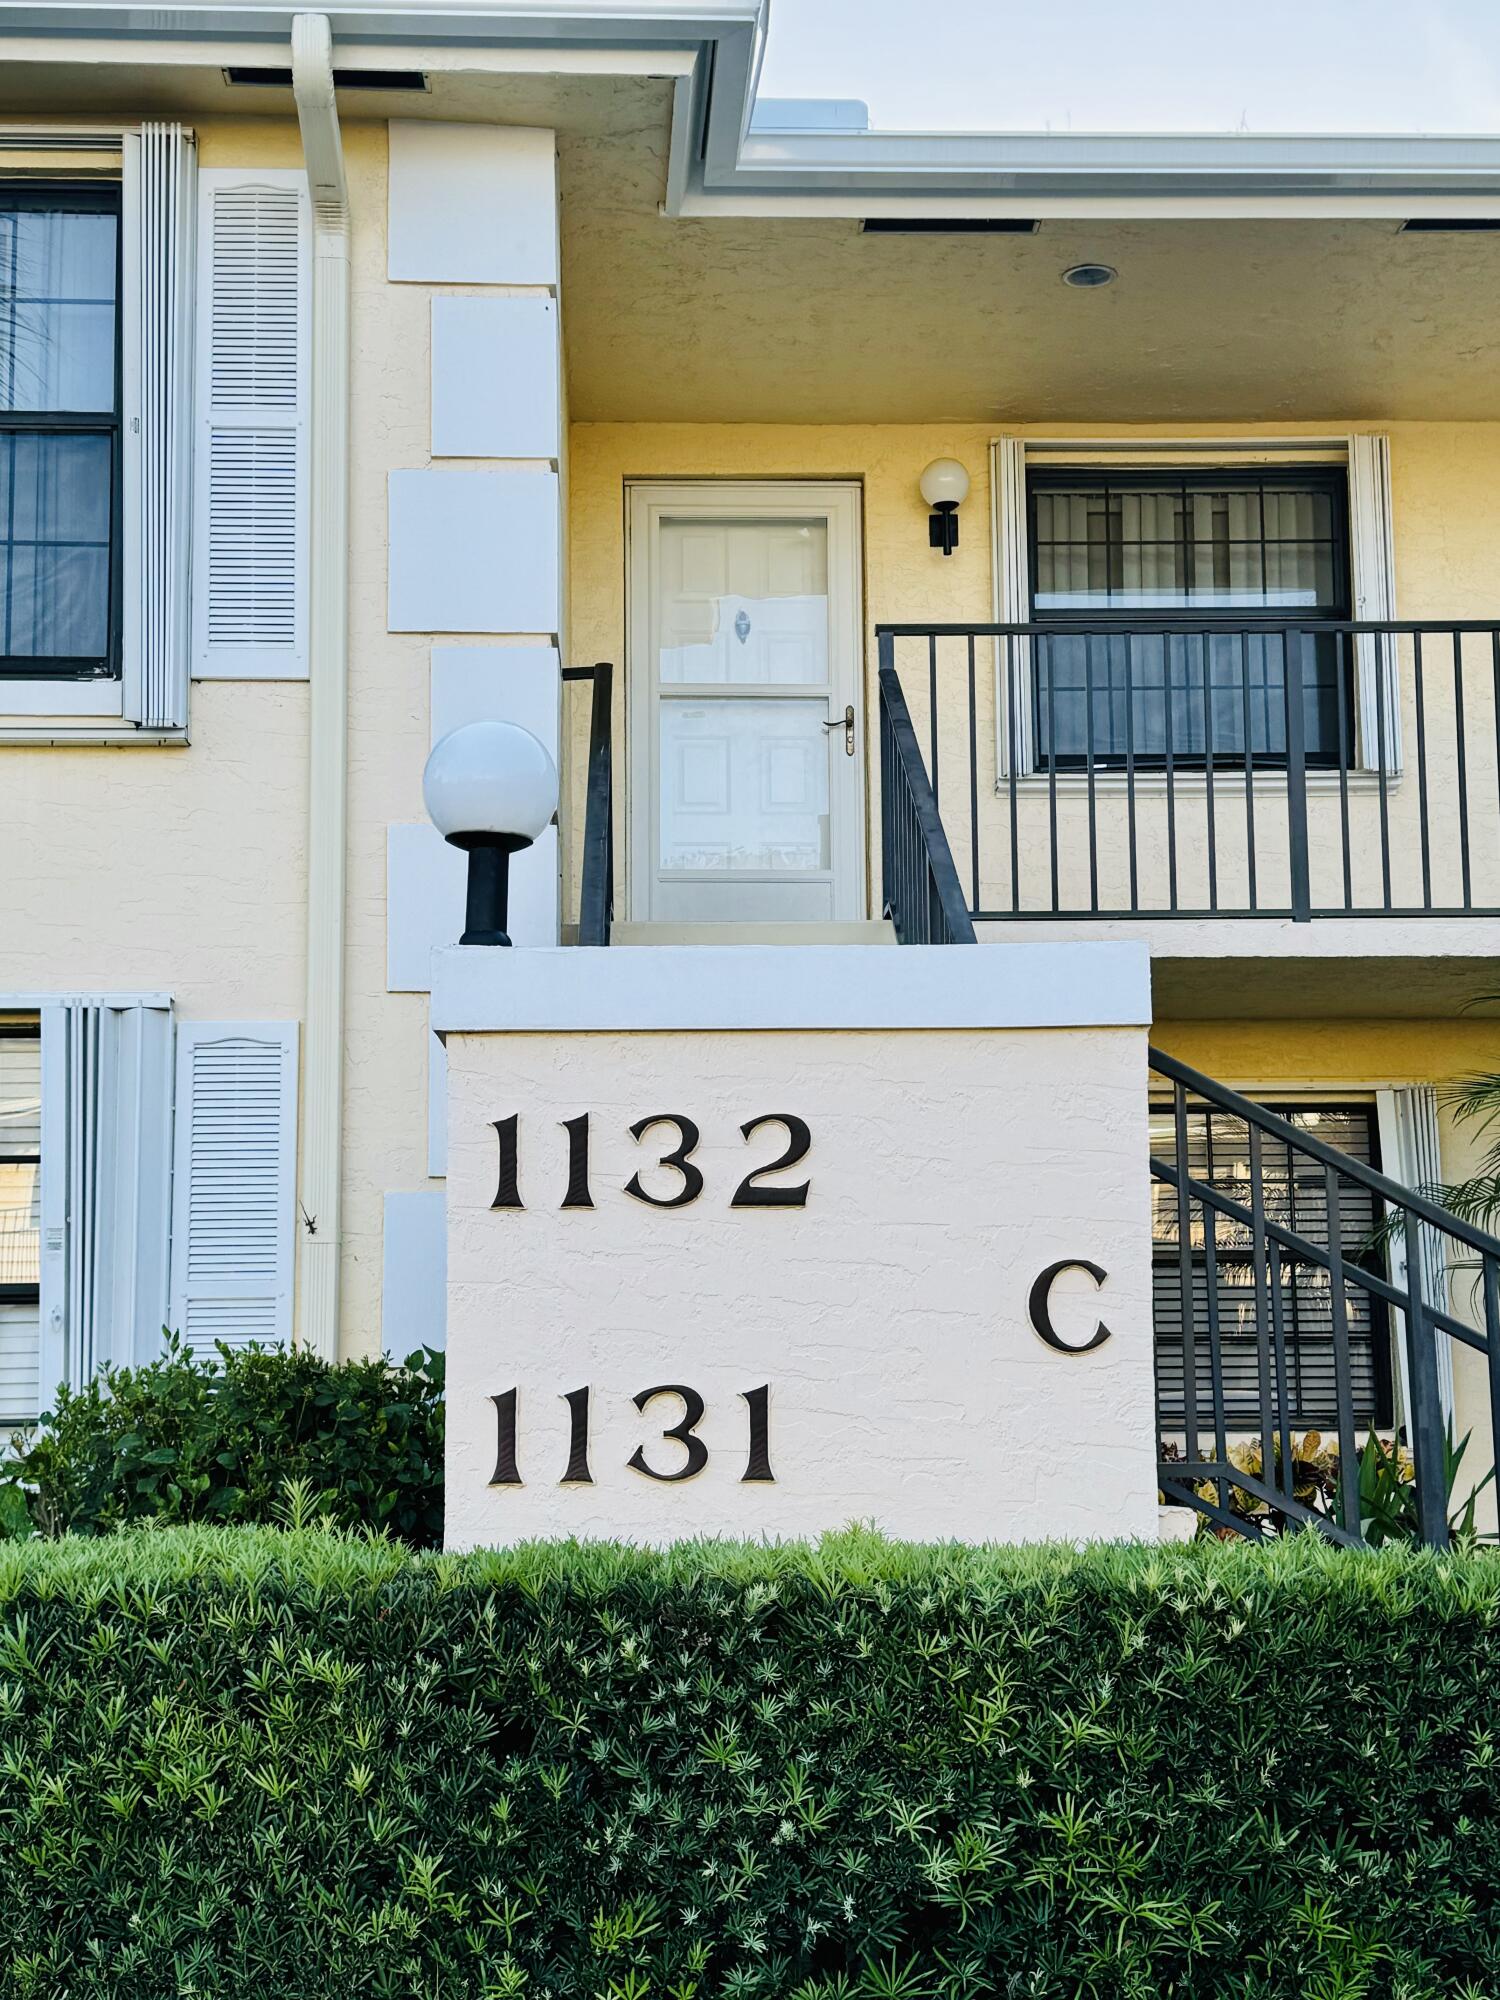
<box><xmin>562</xmin><ymin>662</ymin><xmax>614</xmax><ymax>947</ymax></box>
<box><xmin>1150</xmin><ymin>1048</ymin><xmax>1500</xmax><ymax>1548</ymax></box>
<box><xmin>877</xmin><ymin>653</ymin><xmax>976</xmax><ymax>944</ymax></box>
<box><xmin>877</xmin><ymin>620</ymin><xmax>1500</xmax><ymax>922</ymax></box>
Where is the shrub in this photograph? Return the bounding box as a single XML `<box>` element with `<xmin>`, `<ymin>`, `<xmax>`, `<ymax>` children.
<box><xmin>2</xmin><ymin>1527</ymin><xmax>1500</xmax><ymax>1998</ymax></box>
<box><xmin>0</xmin><ymin>1341</ymin><xmax>443</xmax><ymax>1548</ymax></box>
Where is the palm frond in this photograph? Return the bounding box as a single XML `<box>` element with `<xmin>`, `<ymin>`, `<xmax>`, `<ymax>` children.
<box><xmin>1438</xmin><ymin>1072</ymin><xmax>1500</xmax><ymax>1135</ymax></box>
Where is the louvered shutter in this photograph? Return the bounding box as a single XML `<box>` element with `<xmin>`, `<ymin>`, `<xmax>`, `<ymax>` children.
<box><xmin>1347</xmin><ymin>432</ymin><xmax>1401</xmax><ymax>773</ymax></box>
<box><xmin>191</xmin><ymin>170</ymin><xmax>310</xmax><ymax>678</ymax></box>
<box><xmin>169</xmin><ymin>1023</ymin><xmax>298</xmax><ymax>1357</ymax></box>
<box><xmin>122</xmin><ymin>124</ymin><xmax>197</xmax><ymax>728</ymax></box>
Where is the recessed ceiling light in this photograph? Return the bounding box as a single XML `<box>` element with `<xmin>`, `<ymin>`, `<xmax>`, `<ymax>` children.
<box><xmin>1061</xmin><ymin>262</ymin><xmax>1117</xmax><ymax>288</ymax></box>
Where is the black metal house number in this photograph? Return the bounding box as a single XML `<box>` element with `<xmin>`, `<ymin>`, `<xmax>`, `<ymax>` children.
<box><xmin>489</xmin><ymin>1383</ymin><xmax>775</xmax><ymax>1487</ymax></box>
<box><xmin>489</xmin><ymin>1111</ymin><xmax>812</xmax><ymax>1211</ymax></box>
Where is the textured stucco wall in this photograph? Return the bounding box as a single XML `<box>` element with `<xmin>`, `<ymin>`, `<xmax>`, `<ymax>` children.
<box><xmin>444</xmin><ymin>1020</ymin><xmax>1158</xmax><ymax>1549</ymax></box>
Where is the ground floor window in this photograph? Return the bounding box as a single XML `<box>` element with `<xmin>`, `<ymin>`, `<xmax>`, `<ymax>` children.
<box><xmin>0</xmin><ymin>1019</ymin><xmax>41</xmax><ymax>1424</ymax></box>
<box><xmin>1151</xmin><ymin>1099</ymin><xmax>1393</xmax><ymax>1432</ymax></box>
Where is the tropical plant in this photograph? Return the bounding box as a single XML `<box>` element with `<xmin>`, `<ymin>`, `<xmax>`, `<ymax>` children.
<box><xmin>1342</xmin><ymin>1427</ymin><xmax>1496</xmax><ymax>1546</ymax></box>
<box><xmin>0</xmin><ymin>1336</ymin><xmax>443</xmax><ymax>1546</ymax></box>
<box><xmin>1162</xmin><ymin>1424</ymin><xmax>1495</xmax><ymax>1546</ymax></box>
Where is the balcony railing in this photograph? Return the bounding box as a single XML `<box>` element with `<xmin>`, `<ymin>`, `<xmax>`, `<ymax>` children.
<box><xmin>877</xmin><ymin>620</ymin><xmax>1500</xmax><ymax>925</ymax></box>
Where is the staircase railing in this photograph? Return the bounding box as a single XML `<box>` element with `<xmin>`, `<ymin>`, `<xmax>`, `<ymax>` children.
<box><xmin>877</xmin><ymin>638</ymin><xmax>976</xmax><ymax>944</ymax></box>
<box><xmin>562</xmin><ymin>662</ymin><xmax>614</xmax><ymax>948</ymax></box>
<box><xmin>1150</xmin><ymin>1047</ymin><xmax>1500</xmax><ymax>1548</ymax></box>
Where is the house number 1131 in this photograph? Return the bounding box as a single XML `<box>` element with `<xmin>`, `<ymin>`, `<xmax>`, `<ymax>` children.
<box><xmin>489</xmin><ymin>1384</ymin><xmax>775</xmax><ymax>1486</ymax></box>
<box><xmin>490</xmin><ymin>1112</ymin><xmax>812</xmax><ymax>1210</ymax></box>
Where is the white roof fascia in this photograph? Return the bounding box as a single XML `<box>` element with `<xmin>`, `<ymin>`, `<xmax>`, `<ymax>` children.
<box><xmin>682</xmin><ymin>127</ymin><xmax>1500</xmax><ymax>214</ymax></box>
<box><xmin>6</xmin><ymin>1</ymin><xmax>1500</xmax><ymax>218</ymax></box>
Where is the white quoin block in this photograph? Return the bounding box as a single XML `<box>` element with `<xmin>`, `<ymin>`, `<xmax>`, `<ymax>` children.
<box><xmin>387</xmin><ymin>122</ymin><xmax>557</xmax><ymax>285</ymax></box>
<box><xmin>431</xmin><ymin>297</ymin><xmax>560</xmax><ymax>460</ymax></box>
<box><xmin>388</xmin><ymin>470</ymin><xmax>559</xmax><ymax>635</ymax></box>
<box><xmin>382</xmin><ymin>1189</ymin><xmax>448</xmax><ymax>1354</ymax></box>
<box><xmin>430</xmin><ymin>645</ymin><xmax>560</xmax><ymax>760</ymax></box>
<box><xmin>387</xmin><ymin>822</ymin><xmax>560</xmax><ymax>991</ymax></box>
<box><xmin>436</xmin><ymin>944</ymin><xmax>1158</xmax><ymax>1551</ymax></box>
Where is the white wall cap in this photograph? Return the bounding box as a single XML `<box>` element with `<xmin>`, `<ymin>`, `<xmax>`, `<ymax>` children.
<box><xmin>432</xmin><ymin>940</ymin><xmax>1151</xmax><ymax>1035</ymax></box>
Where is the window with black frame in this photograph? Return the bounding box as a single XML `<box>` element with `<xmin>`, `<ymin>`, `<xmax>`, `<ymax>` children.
<box><xmin>1151</xmin><ymin>1100</ymin><xmax>1393</xmax><ymax>1433</ymax></box>
<box><xmin>0</xmin><ymin>184</ymin><xmax>120</xmax><ymax>680</ymax></box>
<box><xmin>1027</xmin><ymin>467</ymin><xmax>1351</xmax><ymax>767</ymax></box>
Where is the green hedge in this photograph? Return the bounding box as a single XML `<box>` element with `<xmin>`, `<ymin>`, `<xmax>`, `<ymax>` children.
<box><xmin>0</xmin><ymin>1342</ymin><xmax>443</xmax><ymax>1548</ymax></box>
<box><xmin>3</xmin><ymin>1529</ymin><xmax>1500</xmax><ymax>1999</ymax></box>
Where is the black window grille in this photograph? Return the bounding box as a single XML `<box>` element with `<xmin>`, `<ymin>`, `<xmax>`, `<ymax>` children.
<box><xmin>1151</xmin><ymin>1100</ymin><xmax>1394</xmax><ymax>1431</ymax></box>
<box><xmin>1027</xmin><ymin>465</ymin><xmax>1351</xmax><ymax>766</ymax></box>
<box><xmin>0</xmin><ymin>183</ymin><xmax>121</xmax><ymax>679</ymax></box>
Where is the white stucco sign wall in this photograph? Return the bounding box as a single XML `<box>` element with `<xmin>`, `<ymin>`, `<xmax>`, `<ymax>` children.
<box><xmin>435</xmin><ymin>944</ymin><xmax>1158</xmax><ymax>1549</ymax></box>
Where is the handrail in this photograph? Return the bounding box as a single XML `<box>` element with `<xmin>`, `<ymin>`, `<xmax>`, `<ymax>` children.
<box><xmin>562</xmin><ymin>663</ymin><xmax>613</xmax><ymax>948</ymax></box>
<box><xmin>1148</xmin><ymin>1046</ymin><xmax>1500</xmax><ymax>1550</ymax></box>
<box><xmin>878</xmin><ymin>618</ymin><xmax>1500</xmax><ymax>638</ymax></box>
<box><xmin>877</xmin><ymin>642</ymin><xmax>976</xmax><ymax>944</ymax></box>
<box><xmin>1151</xmin><ymin>1049</ymin><xmax>1500</xmax><ymax>1261</ymax></box>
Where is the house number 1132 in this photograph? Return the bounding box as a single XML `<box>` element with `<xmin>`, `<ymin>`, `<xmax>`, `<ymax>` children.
<box><xmin>490</xmin><ymin>1112</ymin><xmax>812</xmax><ymax>1210</ymax></box>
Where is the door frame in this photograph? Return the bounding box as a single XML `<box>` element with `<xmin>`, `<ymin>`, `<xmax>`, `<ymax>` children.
<box><xmin>624</xmin><ymin>479</ymin><xmax>868</xmax><ymax>925</ymax></box>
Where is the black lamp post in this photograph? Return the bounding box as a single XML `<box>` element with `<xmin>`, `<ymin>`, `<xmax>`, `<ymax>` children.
<box><xmin>422</xmin><ymin>719</ymin><xmax>560</xmax><ymax>947</ymax></box>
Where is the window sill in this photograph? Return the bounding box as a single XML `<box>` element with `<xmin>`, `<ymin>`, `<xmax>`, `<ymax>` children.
<box><xmin>0</xmin><ymin>678</ymin><xmax>123</xmax><ymax>719</ymax></box>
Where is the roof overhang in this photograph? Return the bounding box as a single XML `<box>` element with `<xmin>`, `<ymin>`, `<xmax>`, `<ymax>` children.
<box><xmin>3</xmin><ymin>0</ymin><xmax>1500</xmax><ymax>220</ymax></box>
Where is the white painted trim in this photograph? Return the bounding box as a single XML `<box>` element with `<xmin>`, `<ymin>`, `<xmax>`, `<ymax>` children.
<box><xmin>0</xmin><ymin>727</ymin><xmax>184</xmax><ymax>746</ymax></box>
<box><xmin>0</xmin><ymin>680</ymin><xmax>125</xmax><ymax>718</ymax></box>
<box><xmin>292</xmin><ymin>13</ymin><xmax>350</xmax><ymax>1363</ymax></box>
<box><xmin>625</xmin><ymin>479</ymin><xmax>867</xmax><ymax>925</ymax></box>
<box><xmin>381</xmin><ymin>1189</ymin><xmax>447</xmax><ymax>1356</ymax></box>
<box><xmin>9</xmin><ymin>13</ymin><xmax>1500</xmax><ymax>218</ymax></box>
<box><xmin>431</xmin><ymin>939</ymin><xmax>1152</xmax><ymax>1034</ymax></box>
<box><xmin>1377</xmin><ymin>1085</ymin><xmax>1456</xmax><ymax>1424</ymax></box>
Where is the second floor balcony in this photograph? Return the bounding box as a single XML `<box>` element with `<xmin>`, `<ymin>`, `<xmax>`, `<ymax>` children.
<box><xmin>568</xmin><ymin>615</ymin><xmax>1500</xmax><ymax>962</ymax></box>
<box><xmin>876</xmin><ymin>616</ymin><xmax>1500</xmax><ymax>943</ymax></box>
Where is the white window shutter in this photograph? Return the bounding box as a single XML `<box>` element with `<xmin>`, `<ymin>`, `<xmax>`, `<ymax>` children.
<box><xmin>191</xmin><ymin>170</ymin><xmax>310</xmax><ymax>679</ymax></box>
<box><xmin>169</xmin><ymin>1023</ymin><xmax>298</xmax><ymax>1358</ymax></box>
<box><xmin>122</xmin><ymin>122</ymin><xmax>197</xmax><ymax>730</ymax></box>
<box><xmin>1376</xmin><ymin>1085</ymin><xmax>1454</xmax><ymax>1424</ymax></box>
<box><xmin>991</xmin><ymin>436</ymin><xmax>1031</xmax><ymax>776</ymax></box>
<box><xmin>1347</xmin><ymin>432</ymin><xmax>1401</xmax><ymax>772</ymax></box>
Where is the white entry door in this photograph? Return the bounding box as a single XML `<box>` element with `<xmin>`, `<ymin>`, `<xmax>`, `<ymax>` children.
<box><xmin>628</xmin><ymin>483</ymin><xmax>866</xmax><ymax>925</ymax></box>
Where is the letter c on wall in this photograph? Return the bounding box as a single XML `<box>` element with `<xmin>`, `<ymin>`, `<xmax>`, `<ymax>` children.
<box><xmin>1028</xmin><ymin>1259</ymin><xmax>1113</xmax><ymax>1353</ymax></box>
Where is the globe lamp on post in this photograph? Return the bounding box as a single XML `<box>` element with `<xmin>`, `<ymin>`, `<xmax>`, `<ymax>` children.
<box><xmin>422</xmin><ymin>719</ymin><xmax>559</xmax><ymax>946</ymax></box>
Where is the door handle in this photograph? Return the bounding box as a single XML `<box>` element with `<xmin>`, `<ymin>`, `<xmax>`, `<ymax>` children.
<box><xmin>823</xmin><ymin>704</ymin><xmax>855</xmax><ymax>756</ymax></box>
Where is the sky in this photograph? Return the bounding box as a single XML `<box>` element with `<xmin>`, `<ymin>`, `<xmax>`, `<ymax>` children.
<box><xmin>755</xmin><ymin>0</ymin><xmax>1500</xmax><ymax>135</ymax></box>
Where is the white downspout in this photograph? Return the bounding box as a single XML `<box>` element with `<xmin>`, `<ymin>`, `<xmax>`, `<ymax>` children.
<box><xmin>291</xmin><ymin>12</ymin><xmax>349</xmax><ymax>1360</ymax></box>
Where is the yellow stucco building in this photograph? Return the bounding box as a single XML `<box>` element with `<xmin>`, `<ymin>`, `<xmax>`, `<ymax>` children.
<box><xmin>1</xmin><ymin>0</ymin><xmax>1498</xmax><ymax>1546</ymax></box>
